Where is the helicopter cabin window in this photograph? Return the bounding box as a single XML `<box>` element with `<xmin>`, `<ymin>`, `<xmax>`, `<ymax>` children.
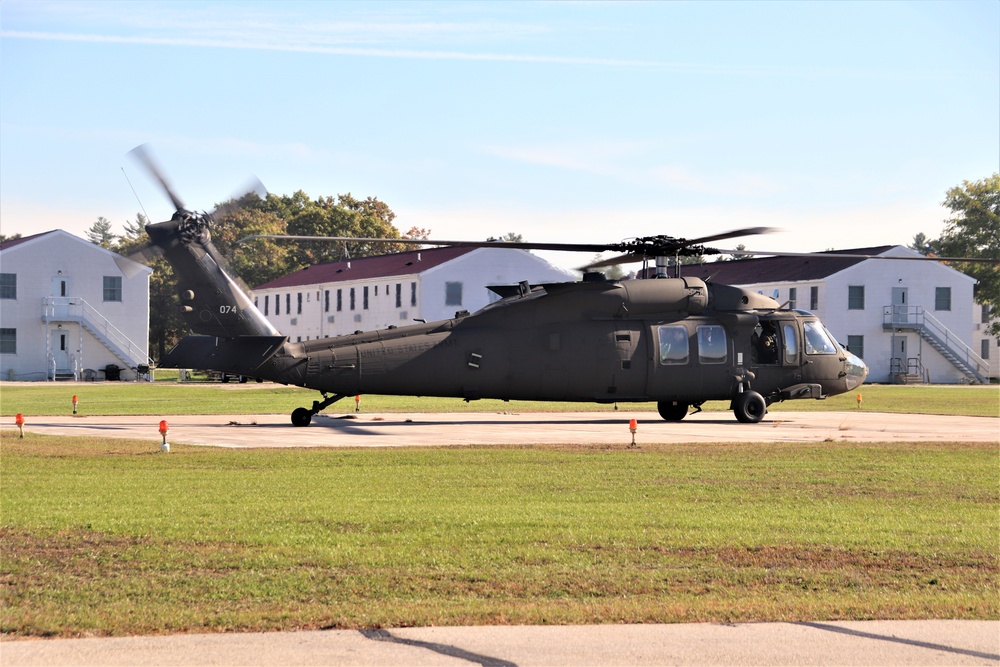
<box><xmin>782</xmin><ymin>324</ymin><xmax>798</xmax><ymax>365</ymax></box>
<box><xmin>751</xmin><ymin>321</ymin><xmax>779</xmax><ymax>364</ymax></box>
<box><xmin>657</xmin><ymin>326</ymin><xmax>689</xmax><ymax>365</ymax></box>
<box><xmin>697</xmin><ymin>325</ymin><xmax>727</xmax><ymax>364</ymax></box>
<box><xmin>803</xmin><ymin>321</ymin><xmax>837</xmax><ymax>355</ymax></box>
<box><xmin>445</xmin><ymin>281</ymin><xmax>463</xmax><ymax>307</ymax></box>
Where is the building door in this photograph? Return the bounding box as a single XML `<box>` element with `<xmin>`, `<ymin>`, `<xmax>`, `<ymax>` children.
<box><xmin>51</xmin><ymin>328</ymin><xmax>70</xmax><ymax>371</ymax></box>
<box><xmin>51</xmin><ymin>275</ymin><xmax>69</xmax><ymax>297</ymax></box>
<box><xmin>891</xmin><ymin>287</ymin><xmax>908</xmax><ymax>324</ymax></box>
<box><xmin>891</xmin><ymin>335</ymin><xmax>908</xmax><ymax>375</ymax></box>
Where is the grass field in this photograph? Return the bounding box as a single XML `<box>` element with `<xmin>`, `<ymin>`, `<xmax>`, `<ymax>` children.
<box><xmin>2</xmin><ymin>432</ymin><xmax>997</xmax><ymax>637</ymax></box>
<box><xmin>1</xmin><ymin>382</ymin><xmax>997</xmax><ymax>638</ymax></box>
<box><xmin>2</xmin><ymin>381</ymin><xmax>998</xmax><ymax>418</ymax></box>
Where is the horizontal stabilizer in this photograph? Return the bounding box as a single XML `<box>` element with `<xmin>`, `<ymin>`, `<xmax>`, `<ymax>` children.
<box><xmin>159</xmin><ymin>335</ymin><xmax>287</xmax><ymax>374</ymax></box>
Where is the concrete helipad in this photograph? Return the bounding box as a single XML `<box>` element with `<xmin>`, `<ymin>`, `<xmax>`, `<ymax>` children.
<box><xmin>16</xmin><ymin>410</ymin><xmax>1000</xmax><ymax>448</ymax></box>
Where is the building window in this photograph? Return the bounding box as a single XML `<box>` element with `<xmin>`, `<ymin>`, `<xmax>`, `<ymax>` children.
<box><xmin>350</xmin><ymin>288</ymin><xmax>356</xmax><ymax>311</ymax></box>
<box><xmin>411</xmin><ymin>282</ymin><xmax>417</xmax><ymax>307</ymax></box>
<box><xmin>0</xmin><ymin>273</ymin><xmax>15</xmax><ymax>300</ymax></box>
<box><xmin>363</xmin><ymin>286</ymin><xmax>369</xmax><ymax>310</ymax></box>
<box><xmin>0</xmin><ymin>328</ymin><xmax>15</xmax><ymax>354</ymax></box>
<box><xmin>810</xmin><ymin>286</ymin><xmax>819</xmax><ymax>311</ymax></box>
<box><xmin>297</xmin><ymin>292</ymin><xmax>303</xmax><ymax>315</ymax></box>
<box><xmin>337</xmin><ymin>289</ymin><xmax>343</xmax><ymax>312</ymax></box>
<box><xmin>981</xmin><ymin>339</ymin><xmax>990</xmax><ymax>360</ymax></box>
<box><xmin>285</xmin><ymin>293</ymin><xmax>291</xmax><ymax>314</ymax></box>
<box><xmin>264</xmin><ymin>295</ymin><xmax>269</xmax><ymax>316</ymax></box>
<box><xmin>445</xmin><ymin>281</ymin><xmax>463</xmax><ymax>307</ymax></box>
<box><xmin>848</xmin><ymin>285</ymin><xmax>865</xmax><ymax>310</ymax></box>
<box><xmin>103</xmin><ymin>276</ymin><xmax>122</xmax><ymax>302</ymax></box>
<box><xmin>325</xmin><ymin>290</ymin><xmax>330</xmax><ymax>313</ymax></box>
<box><xmin>983</xmin><ymin>304</ymin><xmax>991</xmax><ymax>324</ymax></box>
<box><xmin>935</xmin><ymin>287</ymin><xmax>951</xmax><ymax>311</ymax></box>
<box><xmin>395</xmin><ymin>283</ymin><xmax>402</xmax><ymax>308</ymax></box>
<box><xmin>847</xmin><ymin>335</ymin><xmax>864</xmax><ymax>359</ymax></box>
<box><xmin>275</xmin><ymin>294</ymin><xmax>280</xmax><ymax>315</ymax></box>
<box><xmin>788</xmin><ymin>287</ymin><xmax>797</xmax><ymax>310</ymax></box>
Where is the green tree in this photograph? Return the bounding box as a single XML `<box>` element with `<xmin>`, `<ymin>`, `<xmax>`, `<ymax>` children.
<box><xmin>934</xmin><ymin>173</ymin><xmax>1000</xmax><ymax>337</ymax></box>
<box><xmin>908</xmin><ymin>232</ymin><xmax>937</xmax><ymax>256</ymax></box>
<box><xmin>86</xmin><ymin>216</ymin><xmax>118</xmax><ymax>248</ymax></box>
<box><xmin>487</xmin><ymin>232</ymin><xmax>525</xmax><ymax>243</ymax></box>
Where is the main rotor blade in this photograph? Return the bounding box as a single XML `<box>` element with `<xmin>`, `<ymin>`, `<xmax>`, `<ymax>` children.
<box><xmin>685</xmin><ymin>226</ymin><xmax>779</xmax><ymax>246</ymax></box>
<box><xmin>238</xmin><ymin>235</ymin><xmax>620</xmax><ymax>254</ymax></box>
<box><xmin>713</xmin><ymin>249</ymin><xmax>1000</xmax><ymax>263</ymax></box>
<box><xmin>128</xmin><ymin>144</ymin><xmax>185</xmax><ymax>212</ymax></box>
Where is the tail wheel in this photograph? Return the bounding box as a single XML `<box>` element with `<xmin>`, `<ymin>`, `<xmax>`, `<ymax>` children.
<box><xmin>291</xmin><ymin>407</ymin><xmax>313</xmax><ymax>427</ymax></box>
<box><xmin>734</xmin><ymin>390</ymin><xmax>767</xmax><ymax>423</ymax></box>
<box><xmin>657</xmin><ymin>400</ymin><xmax>689</xmax><ymax>421</ymax></box>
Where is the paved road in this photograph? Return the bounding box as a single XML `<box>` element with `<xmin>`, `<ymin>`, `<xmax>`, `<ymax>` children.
<box><xmin>15</xmin><ymin>410</ymin><xmax>1000</xmax><ymax>448</ymax></box>
<box><xmin>3</xmin><ymin>621</ymin><xmax>998</xmax><ymax>666</ymax></box>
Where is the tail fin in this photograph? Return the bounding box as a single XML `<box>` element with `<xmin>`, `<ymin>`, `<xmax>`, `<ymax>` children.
<box><xmin>147</xmin><ymin>211</ymin><xmax>279</xmax><ymax>339</ymax></box>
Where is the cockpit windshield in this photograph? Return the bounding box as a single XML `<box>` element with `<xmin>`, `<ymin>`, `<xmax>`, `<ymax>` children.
<box><xmin>802</xmin><ymin>320</ymin><xmax>838</xmax><ymax>355</ymax></box>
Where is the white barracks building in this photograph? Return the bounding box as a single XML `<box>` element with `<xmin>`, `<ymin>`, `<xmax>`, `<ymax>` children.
<box><xmin>252</xmin><ymin>246</ymin><xmax>574</xmax><ymax>342</ymax></box>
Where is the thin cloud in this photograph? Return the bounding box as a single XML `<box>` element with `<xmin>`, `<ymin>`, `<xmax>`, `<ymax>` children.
<box><xmin>0</xmin><ymin>29</ymin><xmax>791</xmax><ymax>73</ymax></box>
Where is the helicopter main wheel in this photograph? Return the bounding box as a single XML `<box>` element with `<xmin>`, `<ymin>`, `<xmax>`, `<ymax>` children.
<box><xmin>291</xmin><ymin>407</ymin><xmax>313</xmax><ymax>427</ymax></box>
<box><xmin>733</xmin><ymin>390</ymin><xmax>767</xmax><ymax>424</ymax></box>
<box><xmin>657</xmin><ymin>400</ymin><xmax>689</xmax><ymax>421</ymax></box>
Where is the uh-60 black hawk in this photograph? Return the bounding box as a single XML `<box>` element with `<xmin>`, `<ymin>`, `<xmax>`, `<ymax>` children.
<box><xmin>130</xmin><ymin>149</ymin><xmax>879</xmax><ymax>427</ymax></box>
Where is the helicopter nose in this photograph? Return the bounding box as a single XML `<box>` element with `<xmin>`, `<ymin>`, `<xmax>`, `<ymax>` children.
<box><xmin>844</xmin><ymin>351</ymin><xmax>867</xmax><ymax>391</ymax></box>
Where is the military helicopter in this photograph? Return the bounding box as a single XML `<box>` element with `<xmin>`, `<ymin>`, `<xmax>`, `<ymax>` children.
<box><xmin>129</xmin><ymin>148</ymin><xmax>885</xmax><ymax>426</ymax></box>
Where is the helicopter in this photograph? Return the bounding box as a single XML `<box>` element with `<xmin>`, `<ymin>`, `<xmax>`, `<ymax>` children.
<box><xmin>128</xmin><ymin>148</ymin><xmax>892</xmax><ymax>426</ymax></box>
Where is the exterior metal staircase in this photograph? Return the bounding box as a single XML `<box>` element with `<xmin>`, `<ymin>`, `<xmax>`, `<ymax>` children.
<box><xmin>883</xmin><ymin>306</ymin><xmax>988</xmax><ymax>384</ymax></box>
<box><xmin>41</xmin><ymin>297</ymin><xmax>150</xmax><ymax>378</ymax></box>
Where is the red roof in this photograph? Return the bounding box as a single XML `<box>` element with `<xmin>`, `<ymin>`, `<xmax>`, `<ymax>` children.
<box><xmin>0</xmin><ymin>230</ymin><xmax>58</xmax><ymax>252</ymax></box>
<box><xmin>253</xmin><ymin>246</ymin><xmax>478</xmax><ymax>290</ymax></box>
<box><xmin>647</xmin><ymin>246</ymin><xmax>897</xmax><ymax>283</ymax></box>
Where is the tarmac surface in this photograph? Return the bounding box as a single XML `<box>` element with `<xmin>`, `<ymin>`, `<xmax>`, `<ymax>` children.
<box><xmin>14</xmin><ymin>409</ymin><xmax>1000</xmax><ymax>448</ymax></box>
<box><xmin>6</xmin><ymin>410</ymin><xmax>999</xmax><ymax>666</ymax></box>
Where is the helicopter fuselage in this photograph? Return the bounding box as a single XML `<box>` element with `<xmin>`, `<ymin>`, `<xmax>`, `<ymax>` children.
<box><xmin>156</xmin><ymin>233</ymin><xmax>868</xmax><ymax>426</ymax></box>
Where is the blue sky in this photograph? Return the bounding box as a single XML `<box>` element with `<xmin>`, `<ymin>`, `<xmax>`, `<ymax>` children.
<box><xmin>1</xmin><ymin>1</ymin><xmax>997</xmax><ymax>270</ymax></box>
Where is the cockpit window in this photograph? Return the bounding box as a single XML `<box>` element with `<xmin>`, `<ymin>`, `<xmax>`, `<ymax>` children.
<box><xmin>697</xmin><ymin>325</ymin><xmax>727</xmax><ymax>364</ymax></box>
<box><xmin>803</xmin><ymin>320</ymin><xmax>838</xmax><ymax>355</ymax></box>
<box><xmin>657</xmin><ymin>325</ymin><xmax>689</xmax><ymax>365</ymax></box>
<box><xmin>782</xmin><ymin>324</ymin><xmax>798</xmax><ymax>364</ymax></box>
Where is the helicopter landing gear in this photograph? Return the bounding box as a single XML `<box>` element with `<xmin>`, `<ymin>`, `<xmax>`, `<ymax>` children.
<box><xmin>733</xmin><ymin>390</ymin><xmax>767</xmax><ymax>423</ymax></box>
<box><xmin>657</xmin><ymin>400</ymin><xmax>689</xmax><ymax>421</ymax></box>
<box><xmin>291</xmin><ymin>392</ymin><xmax>347</xmax><ymax>427</ymax></box>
